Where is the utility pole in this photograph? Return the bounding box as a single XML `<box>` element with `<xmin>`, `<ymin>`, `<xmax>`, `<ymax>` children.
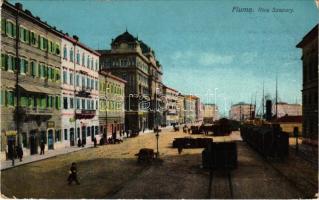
<box><xmin>262</xmin><ymin>81</ymin><xmax>265</xmax><ymax>119</ymax></box>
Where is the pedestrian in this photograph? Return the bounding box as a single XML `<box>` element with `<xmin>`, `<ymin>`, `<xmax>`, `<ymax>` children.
<box><xmin>178</xmin><ymin>146</ymin><xmax>183</xmax><ymax>155</ymax></box>
<box><xmin>8</xmin><ymin>144</ymin><xmax>15</xmax><ymax>166</ymax></box>
<box><xmin>77</xmin><ymin>138</ymin><xmax>81</xmax><ymax>147</ymax></box>
<box><xmin>93</xmin><ymin>137</ymin><xmax>97</xmax><ymax>147</ymax></box>
<box><xmin>67</xmin><ymin>162</ymin><xmax>80</xmax><ymax>185</ymax></box>
<box><xmin>16</xmin><ymin>145</ymin><xmax>23</xmax><ymax>162</ymax></box>
<box><xmin>40</xmin><ymin>141</ymin><xmax>45</xmax><ymax>155</ymax></box>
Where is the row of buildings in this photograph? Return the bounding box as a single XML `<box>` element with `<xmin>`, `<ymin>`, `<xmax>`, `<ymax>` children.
<box><xmin>0</xmin><ymin>1</ymin><xmax>214</xmax><ymax>161</ymax></box>
<box><xmin>229</xmin><ymin>102</ymin><xmax>302</xmax><ymax>122</ymax></box>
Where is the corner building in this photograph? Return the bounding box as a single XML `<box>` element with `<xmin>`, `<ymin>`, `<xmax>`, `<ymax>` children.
<box><xmin>1</xmin><ymin>2</ymin><xmax>62</xmax><ymax>160</ymax></box>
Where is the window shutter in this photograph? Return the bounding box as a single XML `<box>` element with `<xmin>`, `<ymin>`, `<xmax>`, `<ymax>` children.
<box><xmin>1</xmin><ymin>54</ymin><xmax>5</xmax><ymax>70</ymax></box>
<box><xmin>19</xmin><ymin>26</ymin><xmax>23</xmax><ymax>41</ymax></box>
<box><xmin>1</xmin><ymin>19</ymin><xmax>6</xmax><ymax>34</ymax></box>
<box><xmin>12</xmin><ymin>24</ymin><xmax>16</xmax><ymax>38</ymax></box>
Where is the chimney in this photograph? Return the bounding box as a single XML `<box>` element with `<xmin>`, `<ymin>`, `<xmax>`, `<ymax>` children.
<box><xmin>73</xmin><ymin>35</ymin><xmax>79</xmax><ymax>41</ymax></box>
<box><xmin>15</xmin><ymin>3</ymin><xmax>23</xmax><ymax>10</ymax></box>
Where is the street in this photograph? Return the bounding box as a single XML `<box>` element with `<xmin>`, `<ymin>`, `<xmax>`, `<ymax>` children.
<box><xmin>1</xmin><ymin>129</ymin><xmax>317</xmax><ymax>199</ymax></box>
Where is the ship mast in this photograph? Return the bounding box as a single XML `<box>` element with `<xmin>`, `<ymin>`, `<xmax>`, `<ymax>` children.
<box><xmin>275</xmin><ymin>74</ymin><xmax>278</xmax><ymax>119</ymax></box>
<box><xmin>262</xmin><ymin>81</ymin><xmax>265</xmax><ymax>119</ymax></box>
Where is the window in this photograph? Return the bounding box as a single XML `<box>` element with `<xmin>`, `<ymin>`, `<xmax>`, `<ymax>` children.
<box><xmin>64</xmin><ymin>129</ymin><xmax>68</xmax><ymax>141</ymax></box>
<box><xmin>70</xmin><ymin>128</ymin><xmax>74</xmax><ymax>141</ymax></box>
<box><xmin>76</xmin><ymin>74</ymin><xmax>79</xmax><ymax>86</ymax></box>
<box><xmin>76</xmin><ymin>51</ymin><xmax>80</xmax><ymax>64</ymax></box>
<box><xmin>82</xmin><ymin>53</ymin><xmax>85</xmax><ymax>66</ymax></box>
<box><xmin>7</xmin><ymin>91</ymin><xmax>15</xmax><ymax>106</ymax></box>
<box><xmin>63</xmin><ymin>97</ymin><xmax>68</xmax><ymax>109</ymax></box>
<box><xmin>31</xmin><ymin>32</ymin><xmax>37</xmax><ymax>46</ymax></box>
<box><xmin>19</xmin><ymin>58</ymin><xmax>28</xmax><ymax>74</ymax></box>
<box><xmin>82</xmin><ymin>76</ymin><xmax>85</xmax><ymax>88</ymax></box>
<box><xmin>69</xmin><ymin>72</ymin><xmax>74</xmax><ymax>85</ymax></box>
<box><xmin>70</xmin><ymin>97</ymin><xmax>74</xmax><ymax>109</ymax></box>
<box><xmin>76</xmin><ymin>98</ymin><xmax>80</xmax><ymax>109</ymax></box>
<box><xmin>55</xmin><ymin>43</ymin><xmax>60</xmax><ymax>55</ymax></box>
<box><xmin>82</xmin><ymin>99</ymin><xmax>85</xmax><ymax>109</ymax></box>
<box><xmin>95</xmin><ymin>80</ymin><xmax>98</xmax><ymax>90</ymax></box>
<box><xmin>63</xmin><ymin>70</ymin><xmax>68</xmax><ymax>84</ymax></box>
<box><xmin>87</xmin><ymin>127</ymin><xmax>91</xmax><ymax>137</ymax></box>
<box><xmin>1</xmin><ymin>19</ymin><xmax>6</xmax><ymax>34</ymax></box>
<box><xmin>56</xmin><ymin>68</ymin><xmax>60</xmax><ymax>81</ymax></box>
<box><xmin>91</xmin><ymin>59</ymin><xmax>93</xmax><ymax>69</ymax></box>
<box><xmin>55</xmin><ymin>130</ymin><xmax>61</xmax><ymax>142</ymax></box>
<box><xmin>55</xmin><ymin>96</ymin><xmax>60</xmax><ymax>109</ymax></box>
<box><xmin>6</xmin><ymin>21</ymin><xmax>16</xmax><ymax>38</ymax></box>
<box><xmin>87</xmin><ymin>55</ymin><xmax>90</xmax><ymax>67</ymax></box>
<box><xmin>30</xmin><ymin>61</ymin><xmax>37</xmax><ymax>77</ymax></box>
<box><xmin>39</xmin><ymin>36</ymin><xmax>48</xmax><ymax>51</ymax></box>
<box><xmin>63</xmin><ymin>46</ymin><xmax>67</xmax><ymax>60</ymax></box>
<box><xmin>70</xmin><ymin>48</ymin><xmax>74</xmax><ymax>62</ymax></box>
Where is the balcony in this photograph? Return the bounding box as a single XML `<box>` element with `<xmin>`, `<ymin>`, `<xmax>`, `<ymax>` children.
<box><xmin>20</xmin><ymin>107</ymin><xmax>53</xmax><ymax>115</ymax></box>
<box><xmin>75</xmin><ymin>109</ymin><xmax>96</xmax><ymax>119</ymax></box>
<box><xmin>76</xmin><ymin>87</ymin><xmax>92</xmax><ymax>97</ymax></box>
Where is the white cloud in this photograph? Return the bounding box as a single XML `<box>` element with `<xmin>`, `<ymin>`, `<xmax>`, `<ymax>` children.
<box><xmin>170</xmin><ymin>50</ymin><xmax>234</xmax><ymax>66</ymax></box>
<box><xmin>198</xmin><ymin>52</ymin><xmax>234</xmax><ymax>66</ymax></box>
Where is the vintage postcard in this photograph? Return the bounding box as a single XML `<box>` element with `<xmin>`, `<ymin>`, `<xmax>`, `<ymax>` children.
<box><xmin>0</xmin><ymin>0</ymin><xmax>318</xmax><ymax>199</ymax></box>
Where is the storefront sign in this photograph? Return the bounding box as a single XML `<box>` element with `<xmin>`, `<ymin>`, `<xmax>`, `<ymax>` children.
<box><xmin>6</xmin><ymin>131</ymin><xmax>17</xmax><ymax>136</ymax></box>
<box><xmin>47</xmin><ymin>121</ymin><xmax>55</xmax><ymax>128</ymax></box>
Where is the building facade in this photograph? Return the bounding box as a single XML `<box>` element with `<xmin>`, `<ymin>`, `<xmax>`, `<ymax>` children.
<box><xmin>203</xmin><ymin>104</ymin><xmax>219</xmax><ymax>123</ymax></box>
<box><xmin>98</xmin><ymin>31</ymin><xmax>164</xmax><ymax>132</ymax></box>
<box><xmin>163</xmin><ymin>85</ymin><xmax>178</xmax><ymax>126</ymax></box>
<box><xmin>1</xmin><ymin>2</ymin><xmax>62</xmax><ymax>160</ymax></box>
<box><xmin>184</xmin><ymin>95</ymin><xmax>197</xmax><ymax>124</ymax></box>
<box><xmin>99</xmin><ymin>71</ymin><xmax>126</xmax><ymax>139</ymax></box>
<box><xmin>229</xmin><ymin>103</ymin><xmax>256</xmax><ymax>122</ymax></box>
<box><xmin>272</xmin><ymin>102</ymin><xmax>302</xmax><ymax>118</ymax></box>
<box><xmin>177</xmin><ymin>93</ymin><xmax>185</xmax><ymax>124</ymax></box>
<box><xmin>61</xmin><ymin>34</ymin><xmax>100</xmax><ymax>148</ymax></box>
<box><xmin>296</xmin><ymin>24</ymin><xmax>318</xmax><ymax>146</ymax></box>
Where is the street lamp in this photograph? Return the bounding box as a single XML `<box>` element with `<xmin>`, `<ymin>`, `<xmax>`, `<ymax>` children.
<box><xmin>154</xmin><ymin>126</ymin><xmax>160</xmax><ymax>158</ymax></box>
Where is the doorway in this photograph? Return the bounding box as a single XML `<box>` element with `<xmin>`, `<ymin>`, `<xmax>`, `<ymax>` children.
<box><xmin>48</xmin><ymin>130</ymin><xmax>54</xmax><ymax>150</ymax></box>
<box><xmin>29</xmin><ymin>130</ymin><xmax>38</xmax><ymax>155</ymax></box>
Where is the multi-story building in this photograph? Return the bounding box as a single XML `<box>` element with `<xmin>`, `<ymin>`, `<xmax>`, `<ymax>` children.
<box><xmin>177</xmin><ymin>93</ymin><xmax>185</xmax><ymax>124</ymax></box>
<box><xmin>203</xmin><ymin>104</ymin><xmax>219</xmax><ymax>123</ymax></box>
<box><xmin>1</xmin><ymin>2</ymin><xmax>63</xmax><ymax>160</ymax></box>
<box><xmin>99</xmin><ymin>71</ymin><xmax>126</xmax><ymax>138</ymax></box>
<box><xmin>229</xmin><ymin>103</ymin><xmax>256</xmax><ymax>122</ymax></box>
<box><xmin>61</xmin><ymin>34</ymin><xmax>100</xmax><ymax>148</ymax></box>
<box><xmin>184</xmin><ymin>95</ymin><xmax>197</xmax><ymax>123</ymax></box>
<box><xmin>163</xmin><ymin>85</ymin><xmax>178</xmax><ymax>126</ymax></box>
<box><xmin>272</xmin><ymin>102</ymin><xmax>302</xmax><ymax>118</ymax></box>
<box><xmin>98</xmin><ymin>30</ymin><xmax>164</xmax><ymax>132</ymax></box>
<box><xmin>296</xmin><ymin>24</ymin><xmax>318</xmax><ymax>146</ymax></box>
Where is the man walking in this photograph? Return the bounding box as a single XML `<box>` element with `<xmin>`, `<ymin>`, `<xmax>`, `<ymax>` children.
<box><xmin>16</xmin><ymin>145</ymin><xmax>23</xmax><ymax>162</ymax></box>
<box><xmin>67</xmin><ymin>162</ymin><xmax>80</xmax><ymax>185</ymax></box>
<box><xmin>40</xmin><ymin>141</ymin><xmax>45</xmax><ymax>155</ymax></box>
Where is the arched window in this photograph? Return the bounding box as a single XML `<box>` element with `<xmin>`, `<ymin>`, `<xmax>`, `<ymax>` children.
<box><xmin>63</xmin><ymin>46</ymin><xmax>67</xmax><ymax>60</ymax></box>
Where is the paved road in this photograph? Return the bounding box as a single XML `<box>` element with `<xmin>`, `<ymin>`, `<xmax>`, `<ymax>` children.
<box><xmin>110</xmin><ymin>134</ymin><xmax>305</xmax><ymax>199</ymax></box>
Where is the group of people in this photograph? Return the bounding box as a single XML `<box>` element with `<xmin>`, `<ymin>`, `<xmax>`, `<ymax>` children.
<box><xmin>7</xmin><ymin>145</ymin><xmax>23</xmax><ymax>166</ymax></box>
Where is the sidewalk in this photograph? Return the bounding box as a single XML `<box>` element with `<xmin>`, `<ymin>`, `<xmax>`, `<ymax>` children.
<box><xmin>1</xmin><ymin>126</ymin><xmax>175</xmax><ymax>171</ymax></box>
<box><xmin>1</xmin><ymin>144</ymin><xmax>94</xmax><ymax>171</ymax></box>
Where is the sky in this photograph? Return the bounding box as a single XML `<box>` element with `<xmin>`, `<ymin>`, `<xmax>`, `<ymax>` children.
<box><xmin>10</xmin><ymin>0</ymin><xmax>318</xmax><ymax>116</ymax></box>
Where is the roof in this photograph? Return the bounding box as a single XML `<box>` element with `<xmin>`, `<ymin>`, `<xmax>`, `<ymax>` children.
<box><xmin>273</xmin><ymin>115</ymin><xmax>302</xmax><ymax>123</ymax></box>
<box><xmin>112</xmin><ymin>31</ymin><xmax>138</xmax><ymax>44</ymax></box>
<box><xmin>296</xmin><ymin>24</ymin><xmax>318</xmax><ymax>48</ymax></box>
<box><xmin>63</xmin><ymin>35</ymin><xmax>100</xmax><ymax>56</ymax></box>
<box><xmin>3</xmin><ymin>1</ymin><xmax>64</xmax><ymax>37</ymax></box>
<box><xmin>163</xmin><ymin>85</ymin><xmax>179</xmax><ymax>93</ymax></box>
<box><xmin>99</xmin><ymin>70</ymin><xmax>127</xmax><ymax>84</ymax></box>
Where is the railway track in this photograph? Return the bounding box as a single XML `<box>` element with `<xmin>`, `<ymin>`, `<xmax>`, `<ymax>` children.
<box><xmin>207</xmin><ymin>170</ymin><xmax>234</xmax><ymax>199</ymax></box>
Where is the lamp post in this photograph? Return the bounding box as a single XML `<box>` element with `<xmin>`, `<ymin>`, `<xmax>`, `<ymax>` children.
<box><xmin>155</xmin><ymin>126</ymin><xmax>160</xmax><ymax>158</ymax></box>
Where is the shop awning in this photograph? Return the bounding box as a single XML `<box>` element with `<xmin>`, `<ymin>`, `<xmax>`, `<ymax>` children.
<box><xmin>19</xmin><ymin>84</ymin><xmax>58</xmax><ymax>95</ymax></box>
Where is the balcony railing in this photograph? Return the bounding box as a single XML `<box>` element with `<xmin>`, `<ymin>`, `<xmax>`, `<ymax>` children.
<box><xmin>76</xmin><ymin>87</ymin><xmax>92</xmax><ymax>97</ymax></box>
<box><xmin>75</xmin><ymin>109</ymin><xmax>96</xmax><ymax>119</ymax></box>
<box><xmin>21</xmin><ymin>107</ymin><xmax>53</xmax><ymax>115</ymax></box>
